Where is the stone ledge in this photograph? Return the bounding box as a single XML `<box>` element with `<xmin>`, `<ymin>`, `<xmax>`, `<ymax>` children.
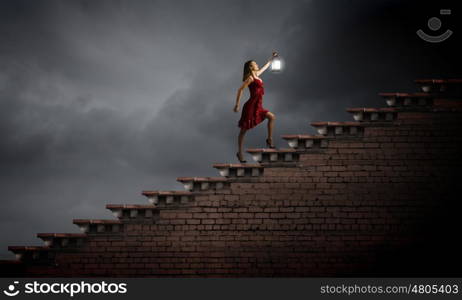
<box><xmin>105</xmin><ymin>204</ymin><xmax>156</xmax><ymax>209</ymax></box>
<box><xmin>378</xmin><ymin>92</ymin><xmax>432</xmax><ymax>98</ymax></box>
<box><xmin>141</xmin><ymin>190</ymin><xmax>199</xmax><ymax>206</ymax></box>
<box><xmin>346</xmin><ymin>107</ymin><xmax>398</xmax><ymax>112</ymax></box>
<box><xmin>72</xmin><ymin>219</ymin><xmax>122</xmax><ymax>224</ymax></box>
<box><xmin>282</xmin><ymin>134</ymin><xmax>327</xmax><ymax>139</ymax></box>
<box><xmin>176</xmin><ymin>177</ymin><xmax>228</xmax><ymax>182</ymax></box>
<box><xmin>311</xmin><ymin>121</ymin><xmax>361</xmax><ymax>126</ymax></box>
<box><xmin>212</xmin><ymin>163</ymin><xmax>263</xmax><ymax>168</ymax></box>
<box><xmin>37</xmin><ymin>233</ymin><xmax>86</xmax><ymax>238</ymax></box>
<box><xmin>415</xmin><ymin>79</ymin><xmax>462</xmax><ymax>84</ymax></box>
<box><xmin>176</xmin><ymin>177</ymin><xmax>229</xmax><ymax>192</ymax></box>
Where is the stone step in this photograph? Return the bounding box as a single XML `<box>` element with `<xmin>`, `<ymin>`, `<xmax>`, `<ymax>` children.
<box><xmin>281</xmin><ymin>134</ymin><xmax>328</xmax><ymax>150</ymax></box>
<box><xmin>246</xmin><ymin>148</ymin><xmax>299</xmax><ymax>163</ymax></box>
<box><xmin>36</xmin><ymin>233</ymin><xmax>87</xmax><ymax>248</ymax></box>
<box><xmin>72</xmin><ymin>219</ymin><xmax>123</xmax><ymax>234</ymax></box>
<box><xmin>310</xmin><ymin>121</ymin><xmax>364</xmax><ymax>137</ymax></box>
<box><xmin>432</xmin><ymin>98</ymin><xmax>462</xmax><ymax>111</ymax></box>
<box><xmin>379</xmin><ymin>92</ymin><xmax>434</xmax><ymax>107</ymax></box>
<box><xmin>415</xmin><ymin>78</ymin><xmax>462</xmax><ymax>93</ymax></box>
<box><xmin>176</xmin><ymin>177</ymin><xmax>229</xmax><ymax>192</ymax></box>
<box><xmin>212</xmin><ymin>163</ymin><xmax>264</xmax><ymax>177</ymax></box>
<box><xmin>379</xmin><ymin>92</ymin><xmax>462</xmax><ymax>111</ymax></box>
<box><xmin>141</xmin><ymin>190</ymin><xmax>196</xmax><ymax>206</ymax></box>
<box><xmin>8</xmin><ymin>246</ymin><xmax>56</xmax><ymax>264</ymax></box>
<box><xmin>346</xmin><ymin>107</ymin><xmax>398</xmax><ymax>122</ymax></box>
<box><xmin>105</xmin><ymin>204</ymin><xmax>159</xmax><ymax>221</ymax></box>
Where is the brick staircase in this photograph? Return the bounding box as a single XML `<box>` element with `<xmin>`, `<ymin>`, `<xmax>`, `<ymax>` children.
<box><xmin>1</xmin><ymin>78</ymin><xmax>462</xmax><ymax>277</ymax></box>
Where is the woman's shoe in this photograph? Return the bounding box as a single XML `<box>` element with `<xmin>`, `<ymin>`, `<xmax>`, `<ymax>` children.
<box><xmin>236</xmin><ymin>152</ymin><xmax>247</xmax><ymax>163</ymax></box>
<box><xmin>266</xmin><ymin>138</ymin><xmax>275</xmax><ymax>149</ymax></box>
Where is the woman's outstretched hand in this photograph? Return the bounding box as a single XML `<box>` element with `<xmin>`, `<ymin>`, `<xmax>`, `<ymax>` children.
<box><xmin>233</xmin><ymin>104</ymin><xmax>239</xmax><ymax>112</ymax></box>
<box><xmin>272</xmin><ymin>51</ymin><xmax>278</xmax><ymax>58</ymax></box>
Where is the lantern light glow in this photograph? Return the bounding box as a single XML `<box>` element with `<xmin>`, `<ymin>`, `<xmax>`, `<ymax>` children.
<box><xmin>271</xmin><ymin>55</ymin><xmax>284</xmax><ymax>73</ymax></box>
<box><xmin>272</xmin><ymin>60</ymin><xmax>281</xmax><ymax>70</ymax></box>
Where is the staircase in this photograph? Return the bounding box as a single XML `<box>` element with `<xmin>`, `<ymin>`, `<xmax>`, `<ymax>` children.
<box><xmin>1</xmin><ymin>78</ymin><xmax>462</xmax><ymax>277</ymax></box>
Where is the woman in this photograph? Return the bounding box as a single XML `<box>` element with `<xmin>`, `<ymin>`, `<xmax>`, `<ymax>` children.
<box><xmin>233</xmin><ymin>51</ymin><xmax>278</xmax><ymax>163</ymax></box>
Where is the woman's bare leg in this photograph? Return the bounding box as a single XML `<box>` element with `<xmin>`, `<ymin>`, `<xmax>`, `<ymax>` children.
<box><xmin>238</xmin><ymin>128</ymin><xmax>247</xmax><ymax>158</ymax></box>
<box><xmin>266</xmin><ymin>111</ymin><xmax>276</xmax><ymax>142</ymax></box>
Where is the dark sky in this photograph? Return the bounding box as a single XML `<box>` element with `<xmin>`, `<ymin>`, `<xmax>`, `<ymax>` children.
<box><xmin>0</xmin><ymin>0</ymin><xmax>461</xmax><ymax>259</ymax></box>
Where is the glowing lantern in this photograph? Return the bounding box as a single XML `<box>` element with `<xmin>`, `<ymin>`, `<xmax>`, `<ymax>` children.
<box><xmin>271</xmin><ymin>54</ymin><xmax>284</xmax><ymax>73</ymax></box>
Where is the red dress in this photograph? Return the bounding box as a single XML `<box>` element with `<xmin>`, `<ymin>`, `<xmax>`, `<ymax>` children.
<box><xmin>238</xmin><ymin>77</ymin><xmax>269</xmax><ymax>130</ymax></box>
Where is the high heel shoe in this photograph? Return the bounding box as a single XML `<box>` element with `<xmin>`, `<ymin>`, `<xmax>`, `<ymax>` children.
<box><xmin>236</xmin><ymin>152</ymin><xmax>247</xmax><ymax>163</ymax></box>
<box><xmin>266</xmin><ymin>138</ymin><xmax>275</xmax><ymax>149</ymax></box>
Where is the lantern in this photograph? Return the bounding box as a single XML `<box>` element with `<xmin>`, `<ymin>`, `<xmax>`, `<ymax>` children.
<box><xmin>271</xmin><ymin>54</ymin><xmax>284</xmax><ymax>73</ymax></box>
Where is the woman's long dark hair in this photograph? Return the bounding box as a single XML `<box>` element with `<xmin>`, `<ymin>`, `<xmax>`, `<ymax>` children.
<box><xmin>242</xmin><ymin>60</ymin><xmax>254</xmax><ymax>81</ymax></box>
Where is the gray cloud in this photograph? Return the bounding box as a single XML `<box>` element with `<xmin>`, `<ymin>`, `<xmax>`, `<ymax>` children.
<box><xmin>1</xmin><ymin>0</ymin><xmax>461</xmax><ymax>258</ymax></box>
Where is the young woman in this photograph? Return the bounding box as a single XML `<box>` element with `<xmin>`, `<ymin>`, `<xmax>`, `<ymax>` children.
<box><xmin>233</xmin><ymin>51</ymin><xmax>278</xmax><ymax>163</ymax></box>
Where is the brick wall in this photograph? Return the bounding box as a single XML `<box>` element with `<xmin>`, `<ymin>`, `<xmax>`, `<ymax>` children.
<box><xmin>1</xmin><ymin>79</ymin><xmax>462</xmax><ymax>277</ymax></box>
